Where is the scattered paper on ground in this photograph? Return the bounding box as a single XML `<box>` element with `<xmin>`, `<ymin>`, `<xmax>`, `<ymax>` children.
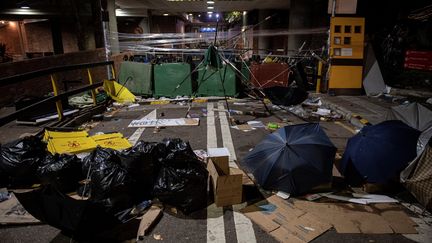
<box><xmin>129</xmin><ymin>118</ymin><xmax>200</xmax><ymax>128</ymax></box>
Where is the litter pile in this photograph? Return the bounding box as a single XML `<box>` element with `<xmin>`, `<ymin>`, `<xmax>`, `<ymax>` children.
<box><xmin>0</xmin><ymin>134</ymin><xmax>208</xmax><ymax>240</ymax></box>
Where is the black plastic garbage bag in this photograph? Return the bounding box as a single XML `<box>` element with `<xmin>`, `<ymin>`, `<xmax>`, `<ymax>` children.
<box><xmin>15</xmin><ymin>185</ymin><xmax>120</xmax><ymax>240</ymax></box>
<box><xmin>0</xmin><ymin>136</ymin><xmax>47</xmax><ymax>186</ymax></box>
<box><xmin>263</xmin><ymin>86</ymin><xmax>308</xmax><ymax>106</ymax></box>
<box><xmin>37</xmin><ymin>154</ymin><xmax>84</xmax><ymax>192</ymax></box>
<box><xmin>153</xmin><ymin>138</ymin><xmax>208</xmax><ymax>214</ymax></box>
<box><xmin>82</xmin><ymin>148</ymin><xmax>136</xmax><ymax>212</ymax></box>
<box><xmin>119</xmin><ymin>141</ymin><xmax>163</xmax><ymax>192</ymax></box>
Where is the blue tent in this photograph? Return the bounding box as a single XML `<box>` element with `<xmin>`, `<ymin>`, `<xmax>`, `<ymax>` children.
<box><xmin>341</xmin><ymin>120</ymin><xmax>421</xmax><ymax>185</ymax></box>
<box><xmin>240</xmin><ymin>123</ymin><xmax>336</xmax><ymax>195</ymax></box>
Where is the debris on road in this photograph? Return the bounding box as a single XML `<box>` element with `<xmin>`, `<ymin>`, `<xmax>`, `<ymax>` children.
<box><xmin>0</xmin><ymin>192</ymin><xmax>40</xmax><ymax>225</ymax></box>
<box><xmin>128</xmin><ymin>118</ymin><xmax>200</xmax><ymax>128</ymax></box>
<box><xmin>242</xmin><ymin>195</ymin><xmax>332</xmax><ymax>243</ymax></box>
<box><xmin>137</xmin><ymin>206</ymin><xmax>163</xmax><ymax>240</ymax></box>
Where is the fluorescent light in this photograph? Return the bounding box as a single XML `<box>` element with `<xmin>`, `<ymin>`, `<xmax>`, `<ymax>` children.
<box><xmin>20</xmin><ymin>6</ymin><xmax>30</xmax><ymax>9</ymax></box>
<box><xmin>207</xmin><ymin>11</ymin><xmax>213</xmax><ymax>14</ymax></box>
<box><xmin>188</xmin><ymin>13</ymin><xmax>193</xmax><ymax>16</ymax></box>
<box><xmin>207</xmin><ymin>1</ymin><xmax>215</xmax><ymax>4</ymax></box>
<box><xmin>207</xmin><ymin>6</ymin><xmax>214</xmax><ymax>10</ymax></box>
<box><xmin>163</xmin><ymin>13</ymin><xmax>169</xmax><ymax>16</ymax></box>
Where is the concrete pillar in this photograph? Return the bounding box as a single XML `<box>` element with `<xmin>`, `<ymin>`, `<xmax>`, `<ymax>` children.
<box><xmin>258</xmin><ymin>9</ymin><xmax>272</xmax><ymax>56</ymax></box>
<box><xmin>50</xmin><ymin>18</ymin><xmax>64</xmax><ymax>54</ymax></box>
<box><xmin>288</xmin><ymin>0</ymin><xmax>313</xmax><ymax>53</ymax></box>
<box><xmin>107</xmin><ymin>0</ymin><xmax>119</xmax><ymax>54</ymax></box>
<box><xmin>92</xmin><ymin>0</ymin><xmax>105</xmax><ymax>49</ymax></box>
<box><xmin>139</xmin><ymin>18</ymin><xmax>150</xmax><ymax>33</ymax></box>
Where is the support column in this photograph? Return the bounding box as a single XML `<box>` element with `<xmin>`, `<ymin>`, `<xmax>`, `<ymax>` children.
<box><xmin>258</xmin><ymin>10</ymin><xmax>271</xmax><ymax>56</ymax></box>
<box><xmin>50</xmin><ymin>18</ymin><xmax>64</xmax><ymax>54</ymax></box>
<box><xmin>288</xmin><ymin>0</ymin><xmax>313</xmax><ymax>53</ymax></box>
<box><xmin>107</xmin><ymin>0</ymin><xmax>119</xmax><ymax>54</ymax></box>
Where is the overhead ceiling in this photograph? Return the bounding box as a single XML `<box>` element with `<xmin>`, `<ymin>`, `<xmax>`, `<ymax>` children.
<box><xmin>116</xmin><ymin>0</ymin><xmax>291</xmax><ymax>13</ymax></box>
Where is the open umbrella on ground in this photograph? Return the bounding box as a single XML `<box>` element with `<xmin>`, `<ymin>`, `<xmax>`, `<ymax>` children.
<box><xmin>240</xmin><ymin>123</ymin><xmax>336</xmax><ymax>195</ymax></box>
<box><xmin>404</xmin><ymin>138</ymin><xmax>432</xmax><ymax>211</ymax></box>
<box><xmin>341</xmin><ymin>120</ymin><xmax>421</xmax><ymax>186</ymax></box>
<box><xmin>386</xmin><ymin>102</ymin><xmax>432</xmax><ymax>131</ymax></box>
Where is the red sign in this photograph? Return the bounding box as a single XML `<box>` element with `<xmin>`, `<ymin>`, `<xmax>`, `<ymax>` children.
<box><xmin>404</xmin><ymin>50</ymin><xmax>432</xmax><ymax>71</ymax></box>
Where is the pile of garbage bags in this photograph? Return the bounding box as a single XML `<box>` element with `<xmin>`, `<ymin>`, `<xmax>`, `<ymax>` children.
<box><xmin>1</xmin><ymin>136</ymin><xmax>208</xmax><ymax>216</ymax></box>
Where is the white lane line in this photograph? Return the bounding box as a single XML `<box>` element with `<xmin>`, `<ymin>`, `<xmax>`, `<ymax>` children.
<box><xmin>218</xmin><ymin>102</ymin><xmax>257</xmax><ymax>243</ymax></box>
<box><xmin>207</xmin><ymin>102</ymin><xmax>226</xmax><ymax>243</ymax></box>
<box><xmin>217</xmin><ymin>102</ymin><xmax>238</xmax><ymax>169</ymax></box>
<box><xmin>128</xmin><ymin>109</ymin><xmax>157</xmax><ymax>145</ymax></box>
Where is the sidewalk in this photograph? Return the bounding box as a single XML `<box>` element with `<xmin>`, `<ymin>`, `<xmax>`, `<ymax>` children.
<box><xmin>314</xmin><ymin>94</ymin><xmax>394</xmax><ymax>128</ymax></box>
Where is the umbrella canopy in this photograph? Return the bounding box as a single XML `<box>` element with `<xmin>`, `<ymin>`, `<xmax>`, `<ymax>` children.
<box><xmin>341</xmin><ymin>120</ymin><xmax>421</xmax><ymax>185</ymax></box>
<box><xmin>404</xmin><ymin>139</ymin><xmax>432</xmax><ymax>211</ymax></box>
<box><xmin>386</xmin><ymin>102</ymin><xmax>432</xmax><ymax>131</ymax></box>
<box><xmin>240</xmin><ymin>123</ymin><xmax>336</xmax><ymax>195</ymax></box>
<box><xmin>15</xmin><ymin>186</ymin><xmax>120</xmax><ymax>240</ymax></box>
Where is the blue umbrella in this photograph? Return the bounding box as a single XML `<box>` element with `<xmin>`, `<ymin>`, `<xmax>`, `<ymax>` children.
<box><xmin>341</xmin><ymin>120</ymin><xmax>421</xmax><ymax>185</ymax></box>
<box><xmin>240</xmin><ymin>123</ymin><xmax>337</xmax><ymax>195</ymax></box>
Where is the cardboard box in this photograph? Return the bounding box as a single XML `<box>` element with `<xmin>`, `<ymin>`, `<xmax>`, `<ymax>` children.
<box><xmin>207</xmin><ymin>148</ymin><xmax>230</xmax><ymax>175</ymax></box>
<box><xmin>207</xmin><ymin>159</ymin><xmax>243</xmax><ymax>207</ymax></box>
<box><xmin>241</xmin><ymin>195</ymin><xmax>331</xmax><ymax>243</ymax></box>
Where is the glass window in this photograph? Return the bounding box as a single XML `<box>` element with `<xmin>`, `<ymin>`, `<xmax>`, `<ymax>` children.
<box><xmin>334</xmin><ymin>37</ymin><xmax>341</xmax><ymax>45</ymax></box>
<box><xmin>334</xmin><ymin>48</ymin><xmax>341</xmax><ymax>56</ymax></box>
<box><xmin>344</xmin><ymin>25</ymin><xmax>351</xmax><ymax>33</ymax></box>
<box><xmin>344</xmin><ymin>37</ymin><xmax>351</xmax><ymax>45</ymax></box>
<box><xmin>334</xmin><ymin>25</ymin><xmax>341</xmax><ymax>33</ymax></box>
<box><xmin>354</xmin><ymin>25</ymin><xmax>362</xmax><ymax>33</ymax></box>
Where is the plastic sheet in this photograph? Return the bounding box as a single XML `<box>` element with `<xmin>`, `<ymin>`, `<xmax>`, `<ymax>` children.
<box><xmin>153</xmin><ymin>139</ymin><xmax>208</xmax><ymax>214</ymax></box>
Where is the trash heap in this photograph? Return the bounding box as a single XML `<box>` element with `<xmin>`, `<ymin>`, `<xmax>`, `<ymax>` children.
<box><xmin>0</xmin><ymin>135</ymin><xmax>208</xmax><ymax>239</ymax></box>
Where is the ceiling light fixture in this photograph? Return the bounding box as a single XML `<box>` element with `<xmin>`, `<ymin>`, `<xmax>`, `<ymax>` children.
<box><xmin>207</xmin><ymin>6</ymin><xmax>214</xmax><ymax>10</ymax></box>
<box><xmin>188</xmin><ymin>13</ymin><xmax>193</xmax><ymax>16</ymax></box>
<box><xmin>207</xmin><ymin>1</ymin><xmax>215</xmax><ymax>4</ymax></box>
<box><xmin>163</xmin><ymin>13</ymin><xmax>169</xmax><ymax>16</ymax></box>
<box><xmin>216</xmin><ymin>13</ymin><xmax>219</xmax><ymax>18</ymax></box>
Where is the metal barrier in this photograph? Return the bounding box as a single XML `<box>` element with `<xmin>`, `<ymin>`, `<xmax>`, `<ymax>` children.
<box><xmin>0</xmin><ymin>61</ymin><xmax>116</xmax><ymax>126</ymax></box>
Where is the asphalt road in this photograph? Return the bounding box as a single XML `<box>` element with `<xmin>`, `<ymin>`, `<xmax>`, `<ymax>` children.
<box><xmin>0</xmin><ymin>101</ymin><xmax>426</xmax><ymax>242</ymax></box>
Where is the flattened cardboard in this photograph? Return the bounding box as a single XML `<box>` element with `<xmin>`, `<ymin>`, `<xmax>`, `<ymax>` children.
<box><xmin>208</xmin><ymin>159</ymin><xmax>243</xmax><ymax>207</ymax></box>
<box><xmin>293</xmin><ymin>200</ymin><xmax>417</xmax><ymax>234</ymax></box>
<box><xmin>241</xmin><ymin>195</ymin><xmax>331</xmax><ymax>243</ymax></box>
<box><xmin>0</xmin><ymin>193</ymin><xmax>39</xmax><ymax>225</ymax></box>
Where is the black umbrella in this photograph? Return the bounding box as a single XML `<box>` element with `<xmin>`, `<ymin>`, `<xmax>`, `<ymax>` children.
<box><xmin>240</xmin><ymin>123</ymin><xmax>336</xmax><ymax>195</ymax></box>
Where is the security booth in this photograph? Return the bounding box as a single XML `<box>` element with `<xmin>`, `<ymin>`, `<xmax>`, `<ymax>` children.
<box><xmin>328</xmin><ymin>17</ymin><xmax>365</xmax><ymax>95</ymax></box>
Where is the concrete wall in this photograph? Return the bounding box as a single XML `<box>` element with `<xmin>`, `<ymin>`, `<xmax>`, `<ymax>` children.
<box><xmin>0</xmin><ymin>22</ymin><xmax>23</xmax><ymax>56</ymax></box>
